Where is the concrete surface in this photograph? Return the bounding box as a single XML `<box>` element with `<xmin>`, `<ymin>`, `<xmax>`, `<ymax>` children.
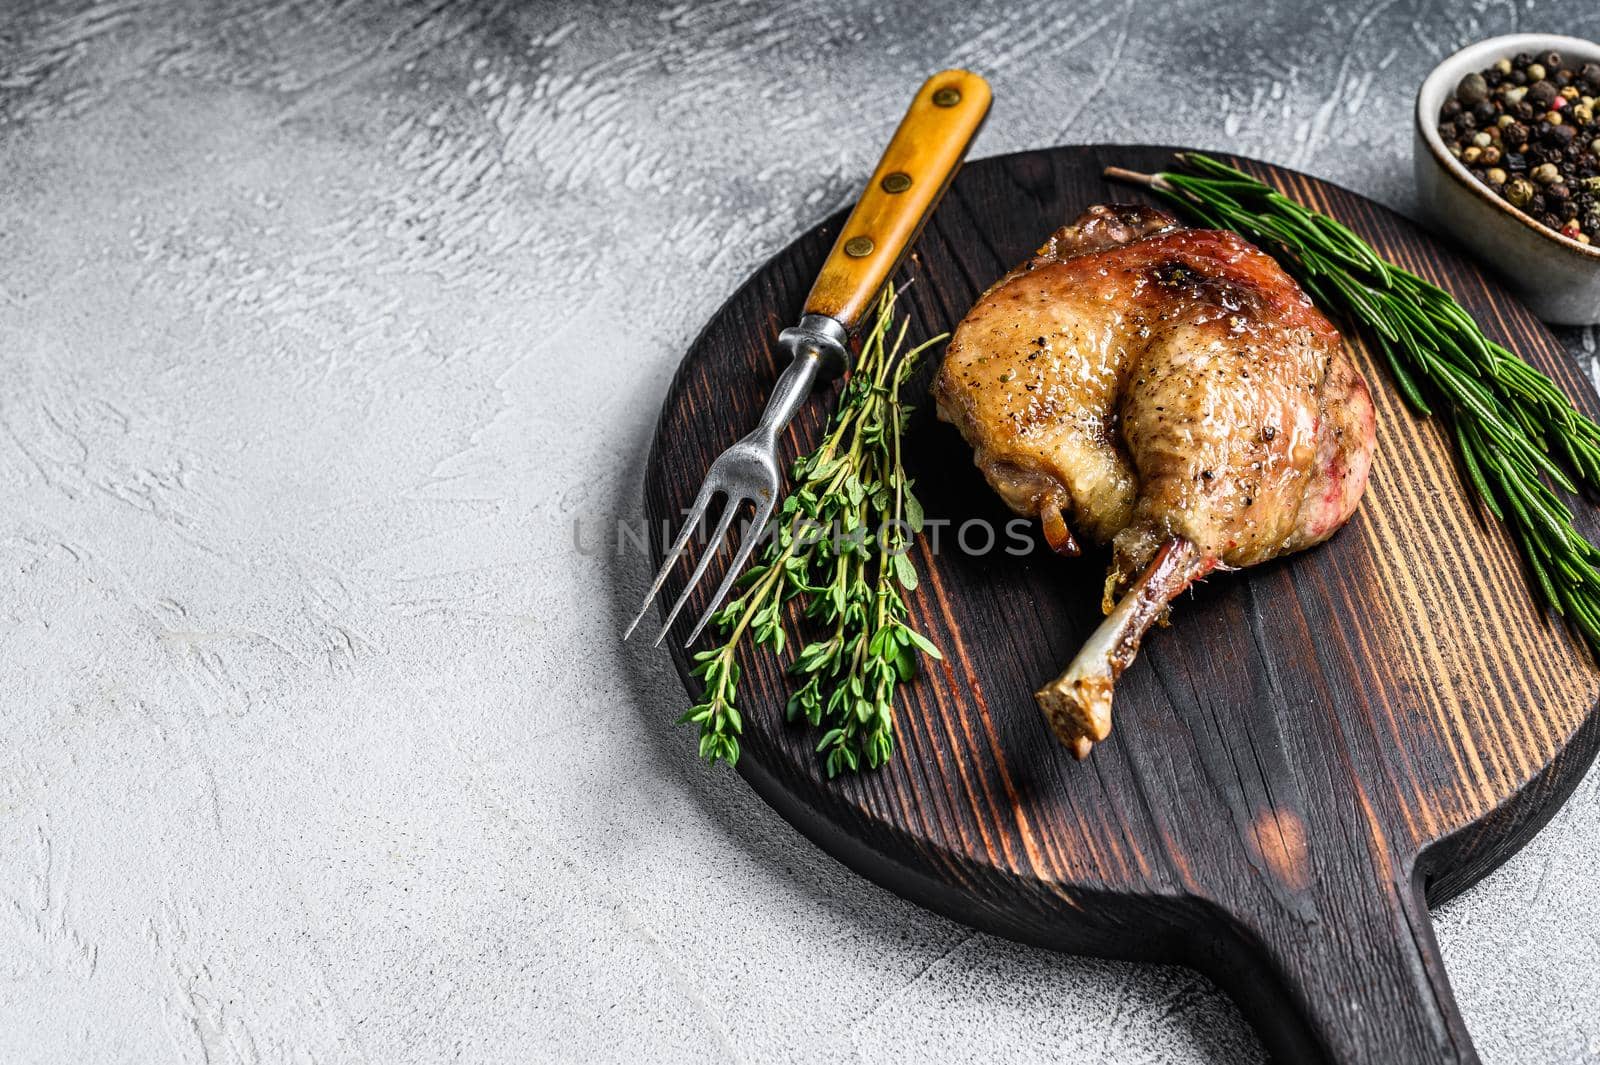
<box><xmin>2</xmin><ymin>1</ymin><xmax>1599</xmax><ymax>1062</ymax></box>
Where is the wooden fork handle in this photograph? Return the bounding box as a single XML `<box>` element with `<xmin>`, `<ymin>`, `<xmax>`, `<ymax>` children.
<box><xmin>803</xmin><ymin>69</ymin><xmax>991</xmax><ymax>332</ymax></box>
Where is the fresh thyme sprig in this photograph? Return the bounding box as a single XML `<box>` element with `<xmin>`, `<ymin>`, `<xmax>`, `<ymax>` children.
<box><xmin>680</xmin><ymin>285</ymin><xmax>944</xmax><ymax>774</ymax></box>
<box><xmin>1108</xmin><ymin>152</ymin><xmax>1600</xmax><ymax>651</ymax></box>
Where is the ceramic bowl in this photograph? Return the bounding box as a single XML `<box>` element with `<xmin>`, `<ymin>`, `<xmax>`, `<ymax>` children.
<box><xmin>1414</xmin><ymin>33</ymin><xmax>1600</xmax><ymax>324</ymax></box>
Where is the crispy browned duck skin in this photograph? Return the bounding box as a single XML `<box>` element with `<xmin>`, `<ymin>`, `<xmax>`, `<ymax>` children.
<box><xmin>934</xmin><ymin>204</ymin><xmax>1376</xmax><ymax>758</ymax></box>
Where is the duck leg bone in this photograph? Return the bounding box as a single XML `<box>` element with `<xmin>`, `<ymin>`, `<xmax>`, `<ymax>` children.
<box><xmin>1035</xmin><ymin>537</ymin><xmax>1211</xmax><ymax>759</ymax></box>
<box><xmin>1039</xmin><ymin>495</ymin><xmax>1080</xmax><ymax>557</ymax></box>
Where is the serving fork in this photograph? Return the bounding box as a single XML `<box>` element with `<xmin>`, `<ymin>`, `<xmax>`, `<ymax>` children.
<box><xmin>624</xmin><ymin>69</ymin><xmax>991</xmax><ymax>647</ymax></box>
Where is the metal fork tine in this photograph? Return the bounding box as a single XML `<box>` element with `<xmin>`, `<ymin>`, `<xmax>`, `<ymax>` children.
<box><xmin>652</xmin><ymin>496</ymin><xmax>744</xmax><ymax>646</ymax></box>
<box><xmin>622</xmin><ymin>479</ymin><xmax>719</xmax><ymax>641</ymax></box>
<box><xmin>684</xmin><ymin>494</ymin><xmax>776</xmax><ymax>648</ymax></box>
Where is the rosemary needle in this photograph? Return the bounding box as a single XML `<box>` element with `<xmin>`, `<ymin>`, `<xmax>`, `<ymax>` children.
<box><xmin>1108</xmin><ymin>153</ymin><xmax>1600</xmax><ymax>652</ymax></box>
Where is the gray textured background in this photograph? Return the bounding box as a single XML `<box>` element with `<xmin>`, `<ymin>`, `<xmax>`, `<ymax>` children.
<box><xmin>3</xmin><ymin>1</ymin><xmax>1599</xmax><ymax>1062</ymax></box>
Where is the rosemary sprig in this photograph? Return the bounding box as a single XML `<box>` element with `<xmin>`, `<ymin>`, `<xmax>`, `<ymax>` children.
<box><xmin>1108</xmin><ymin>153</ymin><xmax>1600</xmax><ymax>651</ymax></box>
<box><xmin>680</xmin><ymin>285</ymin><xmax>943</xmax><ymax>774</ymax></box>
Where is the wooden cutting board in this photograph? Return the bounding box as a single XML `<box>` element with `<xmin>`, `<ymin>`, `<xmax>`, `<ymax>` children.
<box><xmin>641</xmin><ymin>145</ymin><xmax>1600</xmax><ymax>1065</ymax></box>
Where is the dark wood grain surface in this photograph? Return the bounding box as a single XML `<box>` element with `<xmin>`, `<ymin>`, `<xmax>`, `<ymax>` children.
<box><xmin>641</xmin><ymin>145</ymin><xmax>1600</xmax><ymax>1065</ymax></box>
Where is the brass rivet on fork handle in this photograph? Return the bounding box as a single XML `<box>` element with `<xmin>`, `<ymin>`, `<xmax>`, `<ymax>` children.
<box><xmin>932</xmin><ymin>86</ymin><xmax>961</xmax><ymax>107</ymax></box>
<box><xmin>844</xmin><ymin>236</ymin><xmax>875</xmax><ymax>257</ymax></box>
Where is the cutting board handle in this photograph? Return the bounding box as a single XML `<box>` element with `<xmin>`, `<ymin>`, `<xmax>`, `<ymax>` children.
<box><xmin>802</xmin><ymin>69</ymin><xmax>990</xmax><ymax>332</ymax></box>
<box><xmin>1205</xmin><ymin>861</ymin><xmax>1479</xmax><ymax>1064</ymax></box>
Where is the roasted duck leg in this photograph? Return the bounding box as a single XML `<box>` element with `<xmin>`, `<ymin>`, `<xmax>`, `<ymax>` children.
<box><xmin>934</xmin><ymin>204</ymin><xmax>1376</xmax><ymax>758</ymax></box>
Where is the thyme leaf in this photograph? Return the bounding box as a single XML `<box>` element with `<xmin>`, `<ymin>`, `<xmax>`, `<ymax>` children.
<box><xmin>684</xmin><ymin>284</ymin><xmax>944</xmax><ymax>774</ymax></box>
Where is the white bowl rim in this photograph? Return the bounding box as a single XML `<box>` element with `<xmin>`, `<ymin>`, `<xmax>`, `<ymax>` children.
<box><xmin>1415</xmin><ymin>32</ymin><xmax>1600</xmax><ymax>263</ymax></box>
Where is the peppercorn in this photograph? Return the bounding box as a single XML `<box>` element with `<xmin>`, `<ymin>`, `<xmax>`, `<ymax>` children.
<box><xmin>1457</xmin><ymin>71</ymin><xmax>1489</xmax><ymax>104</ymax></box>
<box><xmin>1440</xmin><ymin>52</ymin><xmax>1600</xmax><ymax>231</ymax></box>
<box><xmin>1561</xmin><ymin>220</ymin><xmax>1583</xmax><ymax>240</ymax></box>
